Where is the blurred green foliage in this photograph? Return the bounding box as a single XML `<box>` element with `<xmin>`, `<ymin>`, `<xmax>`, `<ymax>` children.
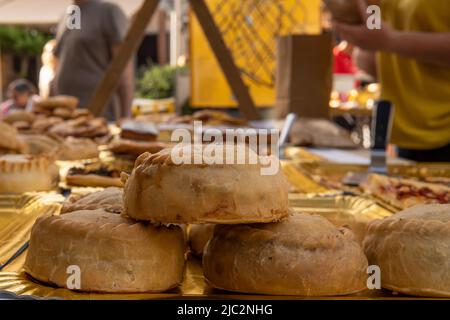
<box><xmin>0</xmin><ymin>26</ymin><xmax>52</xmax><ymax>56</ymax></box>
<box><xmin>136</xmin><ymin>64</ymin><xmax>188</xmax><ymax>100</ymax></box>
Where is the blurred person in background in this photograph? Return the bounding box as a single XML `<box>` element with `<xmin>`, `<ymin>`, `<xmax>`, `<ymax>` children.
<box><xmin>333</xmin><ymin>0</ymin><xmax>450</xmax><ymax>162</ymax></box>
<box><xmin>1</xmin><ymin>79</ymin><xmax>38</xmax><ymax>116</ymax></box>
<box><xmin>52</xmin><ymin>0</ymin><xmax>134</xmax><ymax>120</ymax></box>
<box><xmin>39</xmin><ymin>39</ymin><xmax>57</xmax><ymax>99</ymax></box>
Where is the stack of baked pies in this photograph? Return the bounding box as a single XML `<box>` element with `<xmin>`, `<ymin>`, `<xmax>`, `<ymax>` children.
<box><xmin>119</xmin><ymin>145</ymin><xmax>368</xmax><ymax>296</ymax></box>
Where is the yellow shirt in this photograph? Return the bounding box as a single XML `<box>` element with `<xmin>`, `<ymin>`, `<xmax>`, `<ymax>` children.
<box><xmin>378</xmin><ymin>0</ymin><xmax>450</xmax><ymax>150</ymax></box>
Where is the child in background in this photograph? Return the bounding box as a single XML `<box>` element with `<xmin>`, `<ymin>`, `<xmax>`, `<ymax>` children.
<box><xmin>0</xmin><ymin>79</ymin><xmax>38</xmax><ymax>116</ymax></box>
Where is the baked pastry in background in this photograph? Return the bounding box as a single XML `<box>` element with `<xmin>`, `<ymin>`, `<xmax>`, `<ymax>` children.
<box><xmin>120</xmin><ymin>120</ymin><xmax>158</xmax><ymax>142</ymax></box>
<box><xmin>33</xmin><ymin>95</ymin><xmax>79</xmax><ymax>112</ymax></box>
<box><xmin>188</xmin><ymin>224</ymin><xmax>215</xmax><ymax>257</ymax></box>
<box><xmin>24</xmin><ymin>209</ymin><xmax>186</xmax><ymax>293</ymax></box>
<box><xmin>108</xmin><ymin>139</ymin><xmax>167</xmax><ymax>157</ymax></box>
<box><xmin>52</xmin><ymin>107</ymin><xmax>74</xmax><ymax>119</ymax></box>
<box><xmin>364</xmin><ymin>204</ymin><xmax>450</xmax><ymax>297</ymax></box>
<box><xmin>122</xmin><ymin>145</ymin><xmax>289</xmax><ymax>224</ymax></box>
<box><xmin>31</xmin><ymin>116</ymin><xmax>64</xmax><ymax>133</ymax></box>
<box><xmin>0</xmin><ymin>154</ymin><xmax>59</xmax><ymax>193</ymax></box>
<box><xmin>361</xmin><ymin>174</ymin><xmax>450</xmax><ymax>210</ymax></box>
<box><xmin>49</xmin><ymin>116</ymin><xmax>109</xmax><ymax>138</ymax></box>
<box><xmin>61</xmin><ymin>187</ymin><xmax>123</xmax><ymax>214</ymax></box>
<box><xmin>59</xmin><ymin>137</ymin><xmax>99</xmax><ymax>160</ymax></box>
<box><xmin>3</xmin><ymin>110</ymin><xmax>36</xmax><ymax>125</ymax></box>
<box><xmin>66</xmin><ymin>161</ymin><xmax>122</xmax><ymax>188</ymax></box>
<box><xmin>18</xmin><ymin>134</ymin><xmax>61</xmax><ymax>155</ymax></box>
<box><xmin>290</xmin><ymin>119</ymin><xmax>357</xmax><ymax>148</ymax></box>
<box><xmin>0</xmin><ymin>121</ymin><xmax>27</xmax><ymax>154</ymax></box>
<box><xmin>203</xmin><ymin>213</ymin><xmax>368</xmax><ymax>296</ymax></box>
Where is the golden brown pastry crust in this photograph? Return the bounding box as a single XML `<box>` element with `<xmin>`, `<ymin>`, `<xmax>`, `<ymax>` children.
<box><xmin>61</xmin><ymin>187</ymin><xmax>123</xmax><ymax>214</ymax></box>
<box><xmin>0</xmin><ymin>121</ymin><xmax>27</xmax><ymax>153</ymax></box>
<box><xmin>18</xmin><ymin>134</ymin><xmax>61</xmax><ymax>155</ymax></box>
<box><xmin>49</xmin><ymin>117</ymin><xmax>109</xmax><ymax>138</ymax></box>
<box><xmin>33</xmin><ymin>95</ymin><xmax>79</xmax><ymax>111</ymax></box>
<box><xmin>31</xmin><ymin>116</ymin><xmax>64</xmax><ymax>133</ymax></box>
<box><xmin>3</xmin><ymin>110</ymin><xmax>36</xmax><ymax>124</ymax></box>
<box><xmin>120</xmin><ymin>120</ymin><xmax>158</xmax><ymax>142</ymax></box>
<box><xmin>363</xmin><ymin>204</ymin><xmax>450</xmax><ymax>297</ymax></box>
<box><xmin>59</xmin><ymin>137</ymin><xmax>99</xmax><ymax>160</ymax></box>
<box><xmin>66</xmin><ymin>174</ymin><xmax>123</xmax><ymax>188</ymax></box>
<box><xmin>203</xmin><ymin>213</ymin><xmax>368</xmax><ymax>296</ymax></box>
<box><xmin>188</xmin><ymin>224</ymin><xmax>215</xmax><ymax>257</ymax></box>
<box><xmin>24</xmin><ymin>209</ymin><xmax>186</xmax><ymax>293</ymax></box>
<box><xmin>123</xmin><ymin>146</ymin><xmax>290</xmax><ymax>224</ymax></box>
<box><xmin>108</xmin><ymin>139</ymin><xmax>167</xmax><ymax>157</ymax></box>
<box><xmin>0</xmin><ymin>154</ymin><xmax>59</xmax><ymax>193</ymax></box>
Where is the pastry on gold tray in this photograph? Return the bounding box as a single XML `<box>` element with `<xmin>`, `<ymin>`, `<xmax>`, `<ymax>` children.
<box><xmin>364</xmin><ymin>204</ymin><xmax>450</xmax><ymax>297</ymax></box>
<box><xmin>24</xmin><ymin>209</ymin><xmax>186</xmax><ymax>293</ymax></box>
<box><xmin>203</xmin><ymin>213</ymin><xmax>368</xmax><ymax>296</ymax></box>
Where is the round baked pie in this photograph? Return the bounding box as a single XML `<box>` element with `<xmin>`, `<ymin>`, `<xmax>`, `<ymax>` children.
<box><xmin>0</xmin><ymin>121</ymin><xmax>27</xmax><ymax>154</ymax></box>
<box><xmin>18</xmin><ymin>134</ymin><xmax>61</xmax><ymax>155</ymax></box>
<box><xmin>203</xmin><ymin>213</ymin><xmax>368</xmax><ymax>296</ymax></box>
<box><xmin>363</xmin><ymin>204</ymin><xmax>450</xmax><ymax>297</ymax></box>
<box><xmin>24</xmin><ymin>209</ymin><xmax>187</xmax><ymax>293</ymax></box>
<box><xmin>58</xmin><ymin>137</ymin><xmax>99</xmax><ymax>160</ymax></box>
<box><xmin>33</xmin><ymin>95</ymin><xmax>79</xmax><ymax>111</ymax></box>
<box><xmin>122</xmin><ymin>145</ymin><xmax>290</xmax><ymax>224</ymax></box>
<box><xmin>0</xmin><ymin>154</ymin><xmax>59</xmax><ymax>194</ymax></box>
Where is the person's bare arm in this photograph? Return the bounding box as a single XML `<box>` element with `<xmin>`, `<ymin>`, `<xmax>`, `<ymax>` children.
<box><xmin>112</xmin><ymin>44</ymin><xmax>134</xmax><ymax>118</ymax></box>
<box><xmin>353</xmin><ymin>48</ymin><xmax>377</xmax><ymax>79</ymax></box>
<box><xmin>333</xmin><ymin>0</ymin><xmax>450</xmax><ymax>67</ymax></box>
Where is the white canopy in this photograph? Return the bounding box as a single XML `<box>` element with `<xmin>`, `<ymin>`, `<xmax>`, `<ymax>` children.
<box><xmin>0</xmin><ymin>0</ymin><xmax>144</xmax><ymax>25</ymax></box>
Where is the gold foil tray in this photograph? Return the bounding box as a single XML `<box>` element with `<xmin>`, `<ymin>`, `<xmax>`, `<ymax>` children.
<box><xmin>0</xmin><ymin>257</ymin><xmax>433</xmax><ymax>300</ymax></box>
<box><xmin>281</xmin><ymin>161</ymin><xmax>340</xmax><ymax>196</ymax></box>
<box><xmin>300</xmin><ymin>162</ymin><xmax>450</xmax><ymax>181</ymax></box>
<box><xmin>289</xmin><ymin>195</ymin><xmax>393</xmax><ymax>243</ymax></box>
<box><xmin>0</xmin><ymin>193</ymin><xmax>63</xmax><ymax>273</ymax></box>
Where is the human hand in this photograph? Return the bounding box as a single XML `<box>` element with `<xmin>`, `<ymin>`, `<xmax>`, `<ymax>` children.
<box><xmin>332</xmin><ymin>0</ymin><xmax>396</xmax><ymax>51</ymax></box>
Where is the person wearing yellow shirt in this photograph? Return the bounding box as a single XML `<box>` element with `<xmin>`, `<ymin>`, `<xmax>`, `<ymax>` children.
<box><xmin>333</xmin><ymin>0</ymin><xmax>450</xmax><ymax>162</ymax></box>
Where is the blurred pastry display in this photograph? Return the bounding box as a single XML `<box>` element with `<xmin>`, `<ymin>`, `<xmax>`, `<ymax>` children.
<box><xmin>364</xmin><ymin>204</ymin><xmax>450</xmax><ymax>297</ymax></box>
<box><xmin>49</xmin><ymin>116</ymin><xmax>109</xmax><ymax>138</ymax></box>
<box><xmin>18</xmin><ymin>134</ymin><xmax>61</xmax><ymax>155</ymax></box>
<box><xmin>32</xmin><ymin>95</ymin><xmax>79</xmax><ymax>114</ymax></box>
<box><xmin>24</xmin><ymin>209</ymin><xmax>186</xmax><ymax>293</ymax></box>
<box><xmin>58</xmin><ymin>137</ymin><xmax>99</xmax><ymax>161</ymax></box>
<box><xmin>290</xmin><ymin>118</ymin><xmax>357</xmax><ymax>148</ymax></box>
<box><xmin>0</xmin><ymin>121</ymin><xmax>27</xmax><ymax>154</ymax></box>
<box><xmin>107</xmin><ymin>139</ymin><xmax>167</xmax><ymax>158</ymax></box>
<box><xmin>2</xmin><ymin>110</ymin><xmax>36</xmax><ymax>130</ymax></box>
<box><xmin>203</xmin><ymin>213</ymin><xmax>368</xmax><ymax>296</ymax></box>
<box><xmin>0</xmin><ymin>154</ymin><xmax>59</xmax><ymax>194</ymax></box>
<box><xmin>61</xmin><ymin>187</ymin><xmax>123</xmax><ymax>214</ymax></box>
<box><xmin>120</xmin><ymin>120</ymin><xmax>159</xmax><ymax>142</ymax></box>
<box><xmin>66</xmin><ymin>161</ymin><xmax>123</xmax><ymax>188</ymax></box>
